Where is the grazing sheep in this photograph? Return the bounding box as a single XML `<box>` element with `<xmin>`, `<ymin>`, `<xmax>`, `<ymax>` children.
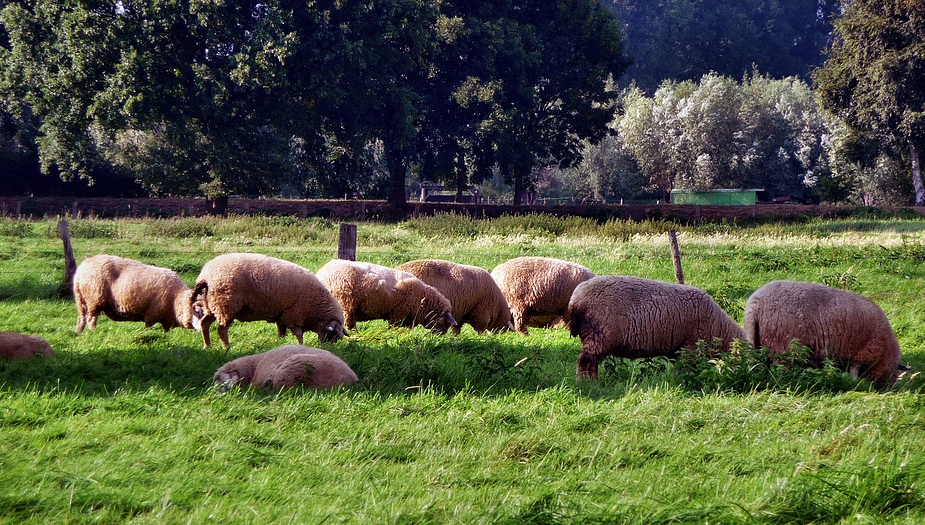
<box><xmin>214</xmin><ymin>345</ymin><xmax>358</xmax><ymax>391</ymax></box>
<box><xmin>743</xmin><ymin>280</ymin><xmax>902</xmax><ymax>389</ymax></box>
<box><xmin>490</xmin><ymin>256</ymin><xmax>595</xmax><ymax>334</ymax></box>
<box><xmin>397</xmin><ymin>259</ymin><xmax>513</xmax><ymax>334</ymax></box>
<box><xmin>73</xmin><ymin>254</ymin><xmax>202</xmax><ymax>333</ymax></box>
<box><xmin>316</xmin><ymin>259</ymin><xmax>457</xmax><ymax>333</ymax></box>
<box><xmin>568</xmin><ymin>275</ymin><xmax>746</xmax><ymax>379</ymax></box>
<box><xmin>0</xmin><ymin>332</ymin><xmax>55</xmax><ymax>360</ymax></box>
<box><xmin>193</xmin><ymin>253</ymin><xmax>348</xmax><ymax>349</ymax></box>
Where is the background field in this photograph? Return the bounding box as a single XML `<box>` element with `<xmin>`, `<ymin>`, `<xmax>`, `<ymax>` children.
<box><xmin>1</xmin><ymin>213</ymin><xmax>924</xmax><ymax>524</ymax></box>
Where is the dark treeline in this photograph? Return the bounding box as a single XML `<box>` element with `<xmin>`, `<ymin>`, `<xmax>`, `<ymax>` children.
<box><xmin>2</xmin><ymin>0</ymin><xmax>923</xmax><ymax>207</ymax></box>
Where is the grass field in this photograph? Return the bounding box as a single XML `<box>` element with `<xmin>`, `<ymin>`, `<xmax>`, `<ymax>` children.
<box><xmin>1</xmin><ymin>212</ymin><xmax>924</xmax><ymax>524</ymax></box>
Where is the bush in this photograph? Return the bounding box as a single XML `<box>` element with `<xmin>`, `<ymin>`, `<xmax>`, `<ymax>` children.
<box><xmin>675</xmin><ymin>339</ymin><xmax>863</xmax><ymax>394</ymax></box>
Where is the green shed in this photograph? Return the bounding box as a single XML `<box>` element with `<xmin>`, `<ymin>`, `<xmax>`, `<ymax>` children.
<box><xmin>669</xmin><ymin>188</ymin><xmax>763</xmax><ymax>205</ymax></box>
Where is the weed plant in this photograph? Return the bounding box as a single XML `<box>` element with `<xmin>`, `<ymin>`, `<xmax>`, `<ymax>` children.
<box><xmin>1</xmin><ymin>214</ymin><xmax>924</xmax><ymax>523</ymax></box>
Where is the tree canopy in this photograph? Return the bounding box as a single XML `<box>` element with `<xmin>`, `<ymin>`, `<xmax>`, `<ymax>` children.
<box><xmin>813</xmin><ymin>0</ymin><xmax>925</xmax><ymax>205</ymax></box>
<box><xmin>1</xmin><ymin>0</ymin><xmax>628</xmax><ymax>206</ymax></box>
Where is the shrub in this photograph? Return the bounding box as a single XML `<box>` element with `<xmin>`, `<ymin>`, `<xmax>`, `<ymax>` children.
<box><xmin>675</xmin><ymin>339</ymin><xmax>863</xmax><ymax>394</ymax></box>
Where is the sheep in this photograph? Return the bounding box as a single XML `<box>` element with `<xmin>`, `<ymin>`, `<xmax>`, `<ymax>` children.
<box><xmin>0</xmin><ymin>332</ymin><xmax>55</xmax><ymax>360</ymax></box>
<box><xmin>743</xmin><ymin>280</ymin><xmax>902</xmax><ymax>389</ymax></box>
<box><xmin>73</xmin><ymin>254</ymin><xmax>202</xmax><ymax>333</ymax></box>
<box><xmin>568</xmin><ymin>275</ymin><xmax>746</xmax><ymax>379</ymax></box>
<box><xmin>192</xmin><ymin>253</ymin><xmax>348</xmax><ymax>349</ymax></box>
<box><xmin>214</xmin><ymin>345</ymin><xmax>358</xmax><ymax>391</ymax></box>
<box><xmin>396</xmin><ymin>259</ymin><xmax>513</xmax><ymax>334</ymax></box>
<box><xmin>316</xmin><ymin>259</ymin><xmax>457</xmax><ymax>333</ymax></box>
<box><xmin>490</xmin><ymin>256</ymin><xmax>595</xmax><ymax>334</ymax></box>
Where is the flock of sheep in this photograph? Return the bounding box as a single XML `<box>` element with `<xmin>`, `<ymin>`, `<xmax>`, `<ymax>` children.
<box><xmin>0</xmin><ymin>252</ymin><xmax>905</xmax><ymax>390</ymax></box>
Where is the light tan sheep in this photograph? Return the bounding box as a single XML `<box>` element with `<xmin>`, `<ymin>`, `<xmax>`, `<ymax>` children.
<box><xmin>193</xmin><ymin>253</ymin><xmax>348</xmax><ymax>349</ymax></box>
<box><xmin>73</xmin><ymin>254</ymin><xmax>202</xmax><ymax>333</ymax></box>
<box><xmin>743</xmin><ymin>280</ymin><xmax>902</xmax><ymax>389</ymax></box>
<box><xmin>214</xmin><ymin>345</ymin><xmax>358</xmax><ymax>391</ymax></box>
<box><xmin>568</xmin><ymin>275</ymin><xmax>746</xmax><ymax>379</ymax></box>
<box><xmin>397</xmin><ymin>259</ymin><xmax>513</xmax><ymax>334</ymax></box>
<box><xmin>316</xmin><ymin>259</ymin><xmax>457</xmax><ymax>333</ymax></box>
<box><xmin>490</xmin><ymin>256</ymin><xmax>595</xmax><ymax>334</ymax></box>
<box><xmin>0</xmin><ymin>332</ymin><xmax>55</xmax><ymax>360</ymax></box>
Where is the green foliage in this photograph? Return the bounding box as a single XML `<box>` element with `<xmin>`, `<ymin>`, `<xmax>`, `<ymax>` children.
<box><xmin>676</xmin><ymin>339</ymin><xmax>863</xmax><ymax>394</ymax></box>
<box><xmin>0</xmin><ymin>220</ymin><xmax>34</xmax><ymax>237</ymax></box>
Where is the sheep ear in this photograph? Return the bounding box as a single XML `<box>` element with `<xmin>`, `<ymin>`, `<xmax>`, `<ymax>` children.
<box><xmin>446</xmin><ymin>313</ymin><xmax>457</xmax><ymax>327</ymax></box>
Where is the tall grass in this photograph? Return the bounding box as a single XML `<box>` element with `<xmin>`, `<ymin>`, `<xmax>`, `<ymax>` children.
<box><xmin>1</xmin><ymin>214</ymin><xmax>924</xmax><ymax>523</ymax></box>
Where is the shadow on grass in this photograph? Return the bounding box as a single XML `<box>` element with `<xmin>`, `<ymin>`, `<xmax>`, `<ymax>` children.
<box><xmin>2</xmin><ymin>323</ymin><xmax>920</xmax><ymax>399</ymax></box>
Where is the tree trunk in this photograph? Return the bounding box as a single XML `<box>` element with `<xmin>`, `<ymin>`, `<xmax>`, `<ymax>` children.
<box><xmin>208</xmin><ymin>195</ymin><xmax>228</xmax><ymax>216</ymax></box>
<box><xmin>454</xmin><ymin>154</ymin><xmax>467</xmax><ymax>203</ymax></box>
<box><xmin>513</xmin><ymin>167</ymin><xmax>525</xmax><ymax>205</ymax></box>
<box><xmin>911</xmin><ymin>139</ymin><xmax>924</xmax><ymax>206</ymax></box>
<box><xmin>386</xmin><ymin>151</ymin><xmax>408</xmax><ymax>208</ymax></box>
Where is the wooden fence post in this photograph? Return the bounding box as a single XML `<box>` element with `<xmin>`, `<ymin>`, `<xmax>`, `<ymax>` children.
<box><xmin>338</xmin><ymin>223</ymin><xmax>357</xmax><ymax>261</ymax></box>
<box><xmin>59</xmin><ymin>220</ymin><xmax>77</xmax><ymax>298</ymax></box>
<box><xmin>668</xmin><ymin>230</ymin><xmax>684</xmax><ymax>285</ymax></box>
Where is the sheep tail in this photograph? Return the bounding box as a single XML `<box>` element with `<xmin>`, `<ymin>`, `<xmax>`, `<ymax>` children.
<box><xmin>568</xmin><ymin>306</ymin><xmax>585</xmax><ymax>338</ymax></box>
<box><xmin>192</xmin><ymin>281</ymin><xmax>208</xmax><ymax>304</ymax></box>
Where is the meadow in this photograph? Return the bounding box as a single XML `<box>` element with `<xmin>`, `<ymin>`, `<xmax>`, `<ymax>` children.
<box><xmin>1</xmin><ymin>212</ymin><xmax>924</xmax><ymax>524</ymax></box>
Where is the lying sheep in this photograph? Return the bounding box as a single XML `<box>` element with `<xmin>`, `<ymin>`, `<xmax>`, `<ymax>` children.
<box><xmin>490</xmin><ymin>256</ymin><xmax>595</xmax><ymax>334</ymax></box>
<box><xmin>0</xmin><ymin>332</ymin><xmax>55</xmax><ymax>360</ymax></box>
<box><xmin>214</xmin><ymin>345</ymin><xmax>358</xmax><ymax>391</ymax></box>
<box><xmin>568</xmin><ymin>275</ymin><xmax>746</xmax><ymax>379</ymax></box>
<box><xmin>743</xmin><ymin>280</ymin><xmax>902</xmax><ymax>389</ymax></box>
<box><xmin>316</xmin><ymin>259</ymin><xmax>457</xmax><ymax>333</ymax></box>
<box><xmin>193</xmin><ymin>253</ymin><xmax>348</xmax><ymax>349</ymax></box>
<box><xmin>73</xmin><ymin>254</ymin><xmax>202</xmax><ymax>333</ymax></box>
<box><xmin>397</xmin><ymin>259</ymin><xmax>513</xmax><ymax>334</ymax></box>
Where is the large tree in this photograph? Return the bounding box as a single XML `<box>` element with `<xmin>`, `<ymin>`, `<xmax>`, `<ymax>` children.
<box><xmin>813</xmin><ymin>0</ymin><xmax>925</xmax><ymax>205</ymax></box>
<box><xmin>1</xmin><ymin>0</ymin><xmax>322</xmax><ymax>208</ymax></box>
<box><xmin>478</xmin><ymin>0</ymin><xmax>630</xmax><ymax>205</ymax></box>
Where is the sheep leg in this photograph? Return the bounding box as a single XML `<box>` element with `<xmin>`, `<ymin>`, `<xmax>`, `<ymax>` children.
<box><xmin>199</xmin><ymin>316</ymin><xmax>214</xmax><ymax>347</ymax></box>
<box><xmin>218</xmin><ymin>324</ymin><xmax>231</xmax><ymax>349</ymax></box>
<box><xmin>87</xmin><ymin>314</ymin><xmax>98</xmax><ymax>330</ymax></box>
<box><xmin>576</xmin><ymin>351</ymin><xmax>600</xmax><ymax>380</ymax></box>
<box><xmin>512</xmin><ymin>310</ymin><xmax>529</xmax><ymax>335</ymax></box>
<box><xmin>277</xmin><ymin>323</ymin><xmax>287</xmax><ymax>338</ymax></box>
<box><xmin>291</xmin><ymin>327</ymin><xmax>304</xmax><ymax>345</ymax></box>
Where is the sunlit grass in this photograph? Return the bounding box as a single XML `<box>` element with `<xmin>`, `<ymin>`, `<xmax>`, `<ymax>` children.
<box><xmin>1</xmin><ymin>214</ymin><xmax>924</xmax><ymax>523</ymax></box>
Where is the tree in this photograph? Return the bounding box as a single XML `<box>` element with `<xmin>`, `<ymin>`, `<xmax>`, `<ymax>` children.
<box><xmin>1</xmin><ymin>0</ymin><xmax>321</xmax><ymax>209</ymax></box>
<box><xmin>479</xmin><ymin>0</ymin><xmax>630</xmax><ymax>205</ymax></box>
<box><xmin>616</xmin><ymin>73</ymin><xmax>830</xmax><ymax>200</ymax></box>
<box><xmin>813</xmin><ymin>0</ymin><xmax>925</xmax><ymax>205</ymax></box>
<box><xmin>608</xmin><ymin>0</ymin><xmax>838</xmax><ymax>93</ymax></box>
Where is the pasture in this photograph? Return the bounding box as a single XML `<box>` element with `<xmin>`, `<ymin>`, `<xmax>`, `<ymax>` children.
<box><xmin>1</xmin><ymin>212</ymin><xmax>924</xmax><ymax>524</ymax></box>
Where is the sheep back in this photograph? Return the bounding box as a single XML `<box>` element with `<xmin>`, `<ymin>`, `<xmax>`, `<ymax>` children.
<box><xmin>73</xmin><ymin>254</ymin><xmax>198</xmax><ymax>333</ymax></box>
<box><xmin>317</xmin><ymin>259</ymin><xmax>456</xmax><ymax>333</ymax></box>
<box><xmin>214</xmin><ymin>345</ymin><xmax>357</xmax><ymax>391</ymax></box>
<box><xmin>397</xmin><ymin>259</ymin><xmax>513</xmax><ymax>334</ymax></box>
<box><xmin>0</xmin><ymin>332</ymin><xmax>55</xmax><ymax>360</ymax></box>
<box><xmin>743</xmin><ymin>280</ymin><xmax>901</xmax><ymax>388</ymax></box>
<box><xmin>568</xmin><ymin>275</ymin><xmax>745</xmax><ymax>378</ymax></box>
<box><xmin>490</xmin><ymin>256</ymin><xmax>595</xmax><ymax>334</ymax></box>
<box><xmin>194</xmin><ymin>253</ymin><xmax>346</xmax><ymax>348</ymax></box>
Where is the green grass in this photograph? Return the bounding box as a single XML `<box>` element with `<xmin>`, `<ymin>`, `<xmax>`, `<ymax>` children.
<box><xmin>1</xmin><ymin>214</ymin><xmax>924</xmax><ymax>524</ymax></box>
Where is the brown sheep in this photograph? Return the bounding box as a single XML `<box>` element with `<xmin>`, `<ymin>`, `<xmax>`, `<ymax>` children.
<box><xmin>193</xmin><ymin>253</ymin><xmax>348</xmax><ymax>349</ymax></box>
<box><xmin>568</xmin><ymin>275</ymin><xmax>746</xmax><ymax>379</ymax></box>
<box><xmin>316</xmin><ymin>259</ymin><xmax>457</xmax><ymax>333</ymax></box>
<box><xmin>73</xmin><ymin>254</ymin><xmax>201</xmax><ymax>333</ymax></box>
<box><xmin>214</xmin><ymin>345</ymin><xmax>358</xmax><ymax>391</ymax></box>
<box><xmin>0</xmin><ymin>332</ymin><xmax>55</xmax><ymax>360</ymax></box>
<box><xmin>397</xmin><ymin>259</ymin><xmax>512</xmax><ymax>334</ymax></box>
<box><xmin>743</xmin><ymin>280</ymin><xmax>902</xmax><ymax>389</ymax></box>
<box><xmin>490</xmin><ymin>256</ymin><xmax>595</xmax><ymax>334</ymax></box>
